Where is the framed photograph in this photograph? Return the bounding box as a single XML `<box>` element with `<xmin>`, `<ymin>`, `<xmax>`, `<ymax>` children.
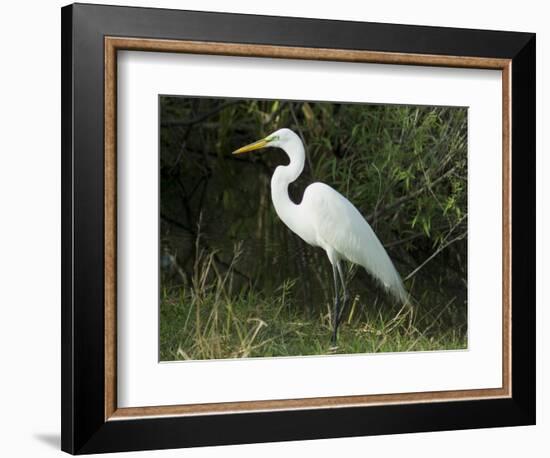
<box><xmin>61</xmin><ymin>3</ymin><xmax>536</xmax><ymax>454</ymax></box>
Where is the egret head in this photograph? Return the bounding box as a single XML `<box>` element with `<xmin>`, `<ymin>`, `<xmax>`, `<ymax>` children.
<box><xmin>232</xmin><ymin>128</ymin><xmax>298</xmax><ymax>155</ymax></box>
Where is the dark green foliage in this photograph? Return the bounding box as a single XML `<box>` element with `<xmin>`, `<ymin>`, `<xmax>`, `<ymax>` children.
<box><xmin>160</xmin><ymin>96</ymin><xmax>468</xmax><ymax>359</ymax></box>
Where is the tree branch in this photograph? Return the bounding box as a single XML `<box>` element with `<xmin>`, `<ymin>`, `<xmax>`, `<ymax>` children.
<box><xmin>367</xmin><ymin>165</ymin><xmax>457</xmax><ymax>221</ymax></box>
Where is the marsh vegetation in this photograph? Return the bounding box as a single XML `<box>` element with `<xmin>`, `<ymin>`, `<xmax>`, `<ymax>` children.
<box><xmin>159</xmin><ymin>97</ymin><xmax>468</xmax><ymax>360</ymax></box>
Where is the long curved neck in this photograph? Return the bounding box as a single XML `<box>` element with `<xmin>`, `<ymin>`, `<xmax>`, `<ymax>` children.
<box><xmin>270</xmin><ymin>135</ymin><xmax>305</xmax><ymax>231</ymax></box>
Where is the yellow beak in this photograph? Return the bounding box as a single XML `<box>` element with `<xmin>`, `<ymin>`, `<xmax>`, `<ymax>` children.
<box><xmin>232</xmin><ymin>138</ymin><xmax>269</xmax><ymax>155</ymax></box>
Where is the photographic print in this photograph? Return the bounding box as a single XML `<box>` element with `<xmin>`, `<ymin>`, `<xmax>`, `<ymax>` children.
<box><xmin>159</xmin><ymin>96</ymin><xmax>468</xmax><ymax>361</ymax></box>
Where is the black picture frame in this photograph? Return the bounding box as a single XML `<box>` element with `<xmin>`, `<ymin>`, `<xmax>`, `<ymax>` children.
<box><xmin>61</xmin><ymin>3</ymin><xmax>535</xmax><ymax>454</ymax></box>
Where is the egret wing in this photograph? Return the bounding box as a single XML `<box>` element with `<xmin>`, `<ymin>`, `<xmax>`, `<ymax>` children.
<box><xmin>302</xmin><ymin>182</ymin><xmax>407</xmax><ymax>303</ymax></box>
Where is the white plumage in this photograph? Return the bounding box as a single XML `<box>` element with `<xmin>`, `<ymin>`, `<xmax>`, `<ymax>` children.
<box><xmin>302</xmin><ymin>182</ymin><xmax>408</xmax><ymax>304</ymax></box>
<box><xmin>233</xmin><ymin>128</ymin><xmax>407</xmax><ymax>345</ymax></box>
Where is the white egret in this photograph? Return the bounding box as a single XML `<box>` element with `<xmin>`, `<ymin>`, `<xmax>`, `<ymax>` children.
<box><xmin>233</xmin><ymin>128</ymin><xmax>408</xmax><ymax>347</ymax></box>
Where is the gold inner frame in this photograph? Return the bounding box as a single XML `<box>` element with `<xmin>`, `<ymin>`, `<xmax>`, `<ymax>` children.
<box><xmin>104</xmin><ymin>37</ymin><xmax>512</xmax><ymax>421</ymax></box>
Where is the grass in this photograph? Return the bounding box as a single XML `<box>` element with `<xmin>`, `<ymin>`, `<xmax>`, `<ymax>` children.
<box><xmin>159</xmin><ymin>248</ymin><xmax>467</xmax><ymax>361</ymax></box>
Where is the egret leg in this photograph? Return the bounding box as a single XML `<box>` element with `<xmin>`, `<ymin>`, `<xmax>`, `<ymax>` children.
<box><xmin>331</xmin><ymin>263</ymin><xmax>340</xmax><ymax>347</ymax></box>
<box><xmin>336</xmin><ymin>262</ymin><xmax>348</xmax><ymax>326</ymax></box>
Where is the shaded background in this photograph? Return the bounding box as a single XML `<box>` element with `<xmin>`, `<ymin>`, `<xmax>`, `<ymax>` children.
<box><xmin>159</xmin><ymin>95</ymin><xmax>468</xmax><ymax>359</ymax></box>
